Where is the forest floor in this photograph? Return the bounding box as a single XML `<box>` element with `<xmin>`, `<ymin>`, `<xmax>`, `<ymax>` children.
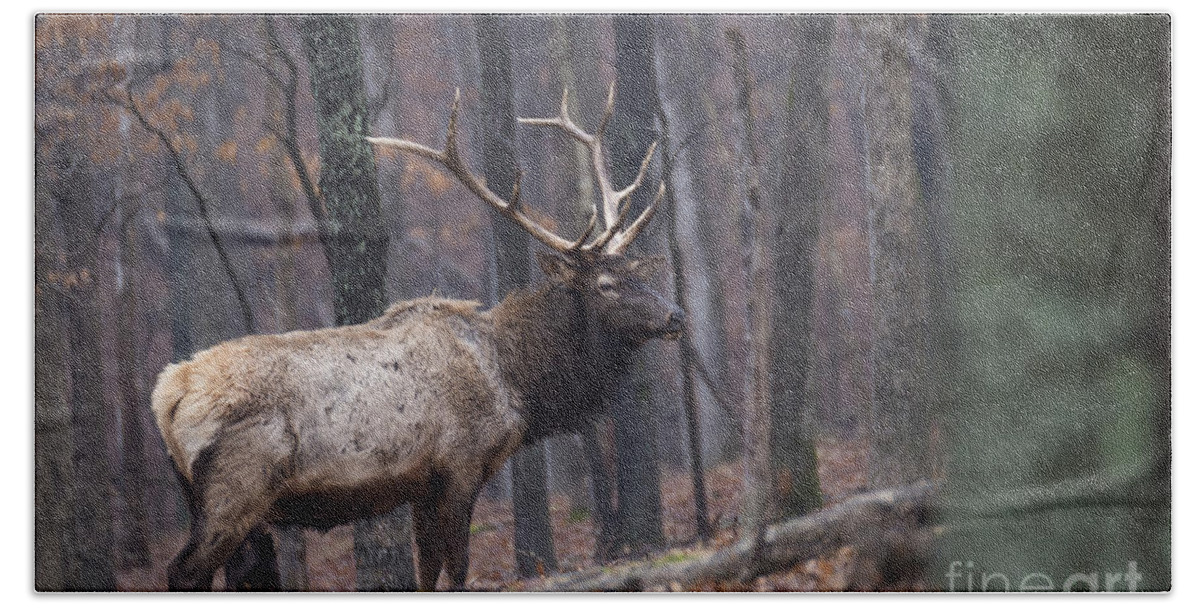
<box><xmin>118</xmin><ymin>438</ymin><xmax>875</xmax><ymax>592</ymax></box>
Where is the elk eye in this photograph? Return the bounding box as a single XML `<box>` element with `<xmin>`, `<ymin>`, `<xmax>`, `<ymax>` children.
<box><xmin>597</xmin><ymin>273</ymin><xmax>620</xmax><ymax>298</ymax></box>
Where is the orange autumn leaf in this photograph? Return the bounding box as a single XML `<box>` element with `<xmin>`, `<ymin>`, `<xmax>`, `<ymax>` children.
<box><xmin>216</xmin><ymin>139</ymin><xmax>237</xmax><ymax>165</ymax></box>
<box><xmin>255</xmin><ymin>135</ymin><xmax>277</xmax><ymax>155</ymax></box>
<box><xmin>402</xmin><ymin>158</ymin><xmax>453</xmax><ymax>198</ymax></box>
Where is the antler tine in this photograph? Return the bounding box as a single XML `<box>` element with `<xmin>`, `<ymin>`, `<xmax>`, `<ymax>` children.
<box><xmin>365</xmin><ymin>135</ymin><xmax>441</xmax><ymax>163</ymax></box>
<box><xmin>614</xmin><ymin>140</ymin><xmax>659</xmax><ymax>203</ymax></box>
<box><xmin>519</xmin><ymin>84</ymin><xmax>641</xmax><ymax>238</ymax></box>
<box><xmin>587</xmin><ymin>192</ymin><xmax>637</xmax><ymax>252</ymax></box>
<box><xmin>579</xmin><ymin>139</ymin><xmax>659</xmax><ymax>252</ymax></box>
<box><xmin>369</xmin><ymin>91</ymin><xmax>576</xmax><ymax>253</ymax></box>
<box><xmin>581</xmin><ymin>192</ymin><xmax>631</xmax><ymax>252</ymax></box>
<box><xmin>376</xmin><ymin>86</ymin><xmax>663</xmax><ymax>256</ymax></box>
<box><xmin>517</xmin><ymin>90</ymin><xmax>594</xmax><ymax>147</ymax></box>
<box><xmin>445</xmin><ymin>89</ymin><xmax>462</xmax><ymax>163</ymax></box>
<box><xmin>607</xmin><ymin>181</ymin><xmax>666</xmax><ymax>254</ymax></box>
<box><xmin>559</xmin><ymin>87</ymin><xmax>571</xmax><ymax>123</ymax></box>
<box><xmin>568</xmin><ymin>208</ymin><xmax>598</xmax><ymax>249</ymax></box>
<box><xmin>511</xmin><ymin>169</ymin><xmax>523</xmax><ymax>209</ymax></box>
<box><xmin>366</xmin><ymin>88</ymin><xmax>465</xmax><ymax>166</ymax></box>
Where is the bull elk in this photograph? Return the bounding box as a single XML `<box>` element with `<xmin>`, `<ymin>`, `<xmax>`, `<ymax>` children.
<box><xmin>151</xmin><ymin>85</ymin><xmax>683</xmax><ymax>591</ymax></box>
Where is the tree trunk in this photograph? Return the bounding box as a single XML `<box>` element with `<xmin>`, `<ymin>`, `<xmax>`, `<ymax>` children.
<box><xmin>475</xmin><ymin>14</ymin><xmax>558</xmax><ymax>578</ymax></box>
<box><xmin>66</xmin><ymin>276</ymin><xmax>117</xmax><ymax>592</ymax></box>
<box><xmin>545</xmin><ymin>435</ymin><xmax>590</xmax><ymax>515</ymax></box>
<box><xmin>273</xmin><ymin>528</ymin><xmax>308</xmax><ymax>591</ymax></box>
<box><xmin>511</xmin><ymin>444</ymin><xmax>557</xmax><ymax>577</ymax></box>
<box><xmin>153</xmin><ymin>20</ymin><xmax>196</xmax><ymax>368</ymax></box>
<box><xmin>668</xmin><ymin>218</ymin><xmax>713</xmax><ymax>541</ymax></box>
<box><xmin>116</xmin><ymin>215</ymin><xmax>152</xmax><ymax>569</ymax></box>
<box><xmin>608</xmin><ymin>14</ymin><xmax>666</xmax><ymax>558</ymax></box>
<box><xmin>301</xmin><ymin>15</ymin><xmax>413</xmax><ymax>591</ymax></box>
<box><xmin>302</xmin><ymin>15</ymin><xmax>389</xmax><ymax>327</ymax></box>
<box><xmin>654</xmin><ymin>57</ymin><xmax>711</xmax><ymax>540</ymax></box>
<box><xmin>850</xmin><ymin>15</ymin><xmax>935</xmax><ymax>489</ymax></box>
<box><xmin>669</xmin><ymin>15</ymin><xmax>742</xmax><ymax>462</ymax></box>
<box><xmin>53</xmin><ymin>155</ymin><xmax>116</xmax><ymax>591</ymax></box>
<box><xmin>767</xmin><ymin>16</ymin><xmax>834</xmax><ymax>518</ymax></box>
<box><xmin>34</xmin><ymin>150</ymin><xmax>76</xmax><ymax>592</ymax></box>
<box><xmin>262</xmin><ymin>19</ymin><xmax>309</xmax><ymax>588</ymax></box>
<box><xmin>724</xmin><ymin>26</ymin><xmax>773</xmax><ymax>553</ymax></box>
<box><xmin>545</xmin><ymin>15</ymin><xmax>600</xmax><ymax>516</ymax></box>
<box><xmin>908</xmin><ymin>16</ymin><xmax>957</xmax><ymax>484</ymax></box>
<box><xmin>196</xmin><ymin>17</ymin><xmax>256</xmax><ymax>340</ymax></box>
<box><xmin>134</xmin><ymin>16</ymin><xmax>204</xmax><ymax>556</ymax></box>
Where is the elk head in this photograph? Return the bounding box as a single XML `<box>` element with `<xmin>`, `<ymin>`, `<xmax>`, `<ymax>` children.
<box><xmin>536</xmin><ymin>250</ymin><xmax>683</xmax><ymax>346</ymax></box>
<box><xmin>368</xmin><ymin>84</ymin><xmax>684</xmax><ymax>347</ymax></box>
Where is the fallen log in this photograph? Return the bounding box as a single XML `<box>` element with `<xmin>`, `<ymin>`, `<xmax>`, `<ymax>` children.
<box><xmin>528</xmin><ymin>481</ymin><xmax>937</xmax><ymax>591</ymax></box>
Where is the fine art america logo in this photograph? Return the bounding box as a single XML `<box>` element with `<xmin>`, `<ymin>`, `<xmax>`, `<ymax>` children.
<box><xmin>945</xmin><ymin>561</ymin><xmax>1144</xmax><ymax>592</ymax></box>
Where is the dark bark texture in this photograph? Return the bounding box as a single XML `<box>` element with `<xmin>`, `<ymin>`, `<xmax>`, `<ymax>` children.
<box><xmin>475</xmin><ymin>14</ymin><xmax>558</xmax><ymax>578</ymax></box>
<box><xmin>607</xmin><ymin>14</ymin><xmax>667</xmax><ymax>557</ymax></box>
<box><xmin>768</xmin><ymin>16</ymin><xmax>834</xmax><ymax>519</ymax></box>
<box><xmin>302</xmin><ymin>15</ymin><xmax>390</xmax><ymax>328</ymax></box>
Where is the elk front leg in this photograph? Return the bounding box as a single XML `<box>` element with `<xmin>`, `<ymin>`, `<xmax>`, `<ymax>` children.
<box><xmin>412</xmin><ymin>496</ymin><xmax>444</xmax><ymax>591</ymax></box>
<box><xmin>438</xmin><ymin>487</ymin><xmax>480</xmax><ymax>590</ymax></box>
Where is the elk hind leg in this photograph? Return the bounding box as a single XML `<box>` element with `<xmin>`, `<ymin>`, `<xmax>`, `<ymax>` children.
<box><xmin>167</xmin><ymin>439</ymin><xmax>281</xmax><ymax>591</ymax></box>
<box><xmin>167</xmin><ymin>521</ymin><xmax>209</xmax><ymax>591</ymax></box>
<box><xmin>167</xmin><ymin>468</ymin><xmax>206</xmax><ymax>590</ymax></box>
<box><xmin>167</xmin><ymin>512</ymin><xmax>248</xmax><ymax>591</ymax></box>
<box><xmin>168</xmin><ymin>493</ymin><xmax>274</xmax><ymax>591</ymax></box>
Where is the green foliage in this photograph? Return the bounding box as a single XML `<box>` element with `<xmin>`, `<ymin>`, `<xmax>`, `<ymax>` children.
<box><xmin>936</xmin><ymin>14</ymin><xmax>1170</xmax><ymax>591</ymax></box>
<box><xmin>650</xmin><ymin>550</ymin><xmax>695</xmax><ymax>567</ymax></box>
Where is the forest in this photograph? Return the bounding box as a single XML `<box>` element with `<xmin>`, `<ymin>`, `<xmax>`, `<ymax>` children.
<box><xmin>34</xmin><ymin>14</ymin><xmax>1170</xmax><ymax>591</ymax></box>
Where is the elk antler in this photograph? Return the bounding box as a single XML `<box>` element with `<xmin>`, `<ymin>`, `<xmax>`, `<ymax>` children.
<box><xmin>368</xmin><ymin>86</ymin><xmax>663</xmax><ymax>255</ymax></box>
<box><xmin>367</xmin><ymin>89</ymin><xmax>577</xmax><ymax>252</ymax></box>
<box><xmin>517</xmin><ymin>84</ymin><xmax>664</xmax><ymax>254</ymax></box>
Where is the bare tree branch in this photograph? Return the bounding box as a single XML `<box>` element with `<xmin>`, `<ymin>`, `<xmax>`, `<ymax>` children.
<box><xmin>113</xmin><ymin>88</ymin><xmax>256</xmax><ymax>334</ymax></box>
<box><xmin>260</xmin><ymin>17</ymin><xmax>324</xmax><ymax>226</ymax></box>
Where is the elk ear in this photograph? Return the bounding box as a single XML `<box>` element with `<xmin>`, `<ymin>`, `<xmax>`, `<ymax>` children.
<box><xmin>627</xmin><ymin>255</ymin><xmax>666</xmax><ymax>279</ymax></box>
<box><xmin>536</xmin><ymin>252</ymin><xmax>577</xmax><ymax>284</ymax></box>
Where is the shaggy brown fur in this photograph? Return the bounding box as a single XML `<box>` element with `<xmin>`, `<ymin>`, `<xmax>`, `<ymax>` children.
<box><xmin>151</xmin><ymin>252</ymin><xmax>682</xmax><ymax>591</ymax></box>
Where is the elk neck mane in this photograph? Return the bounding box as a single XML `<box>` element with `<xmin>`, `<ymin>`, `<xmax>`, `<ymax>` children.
<box><xmin>491</xmin><ymin>281</ymin><xmax>634</xmax><ymax>443</ymax></box>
